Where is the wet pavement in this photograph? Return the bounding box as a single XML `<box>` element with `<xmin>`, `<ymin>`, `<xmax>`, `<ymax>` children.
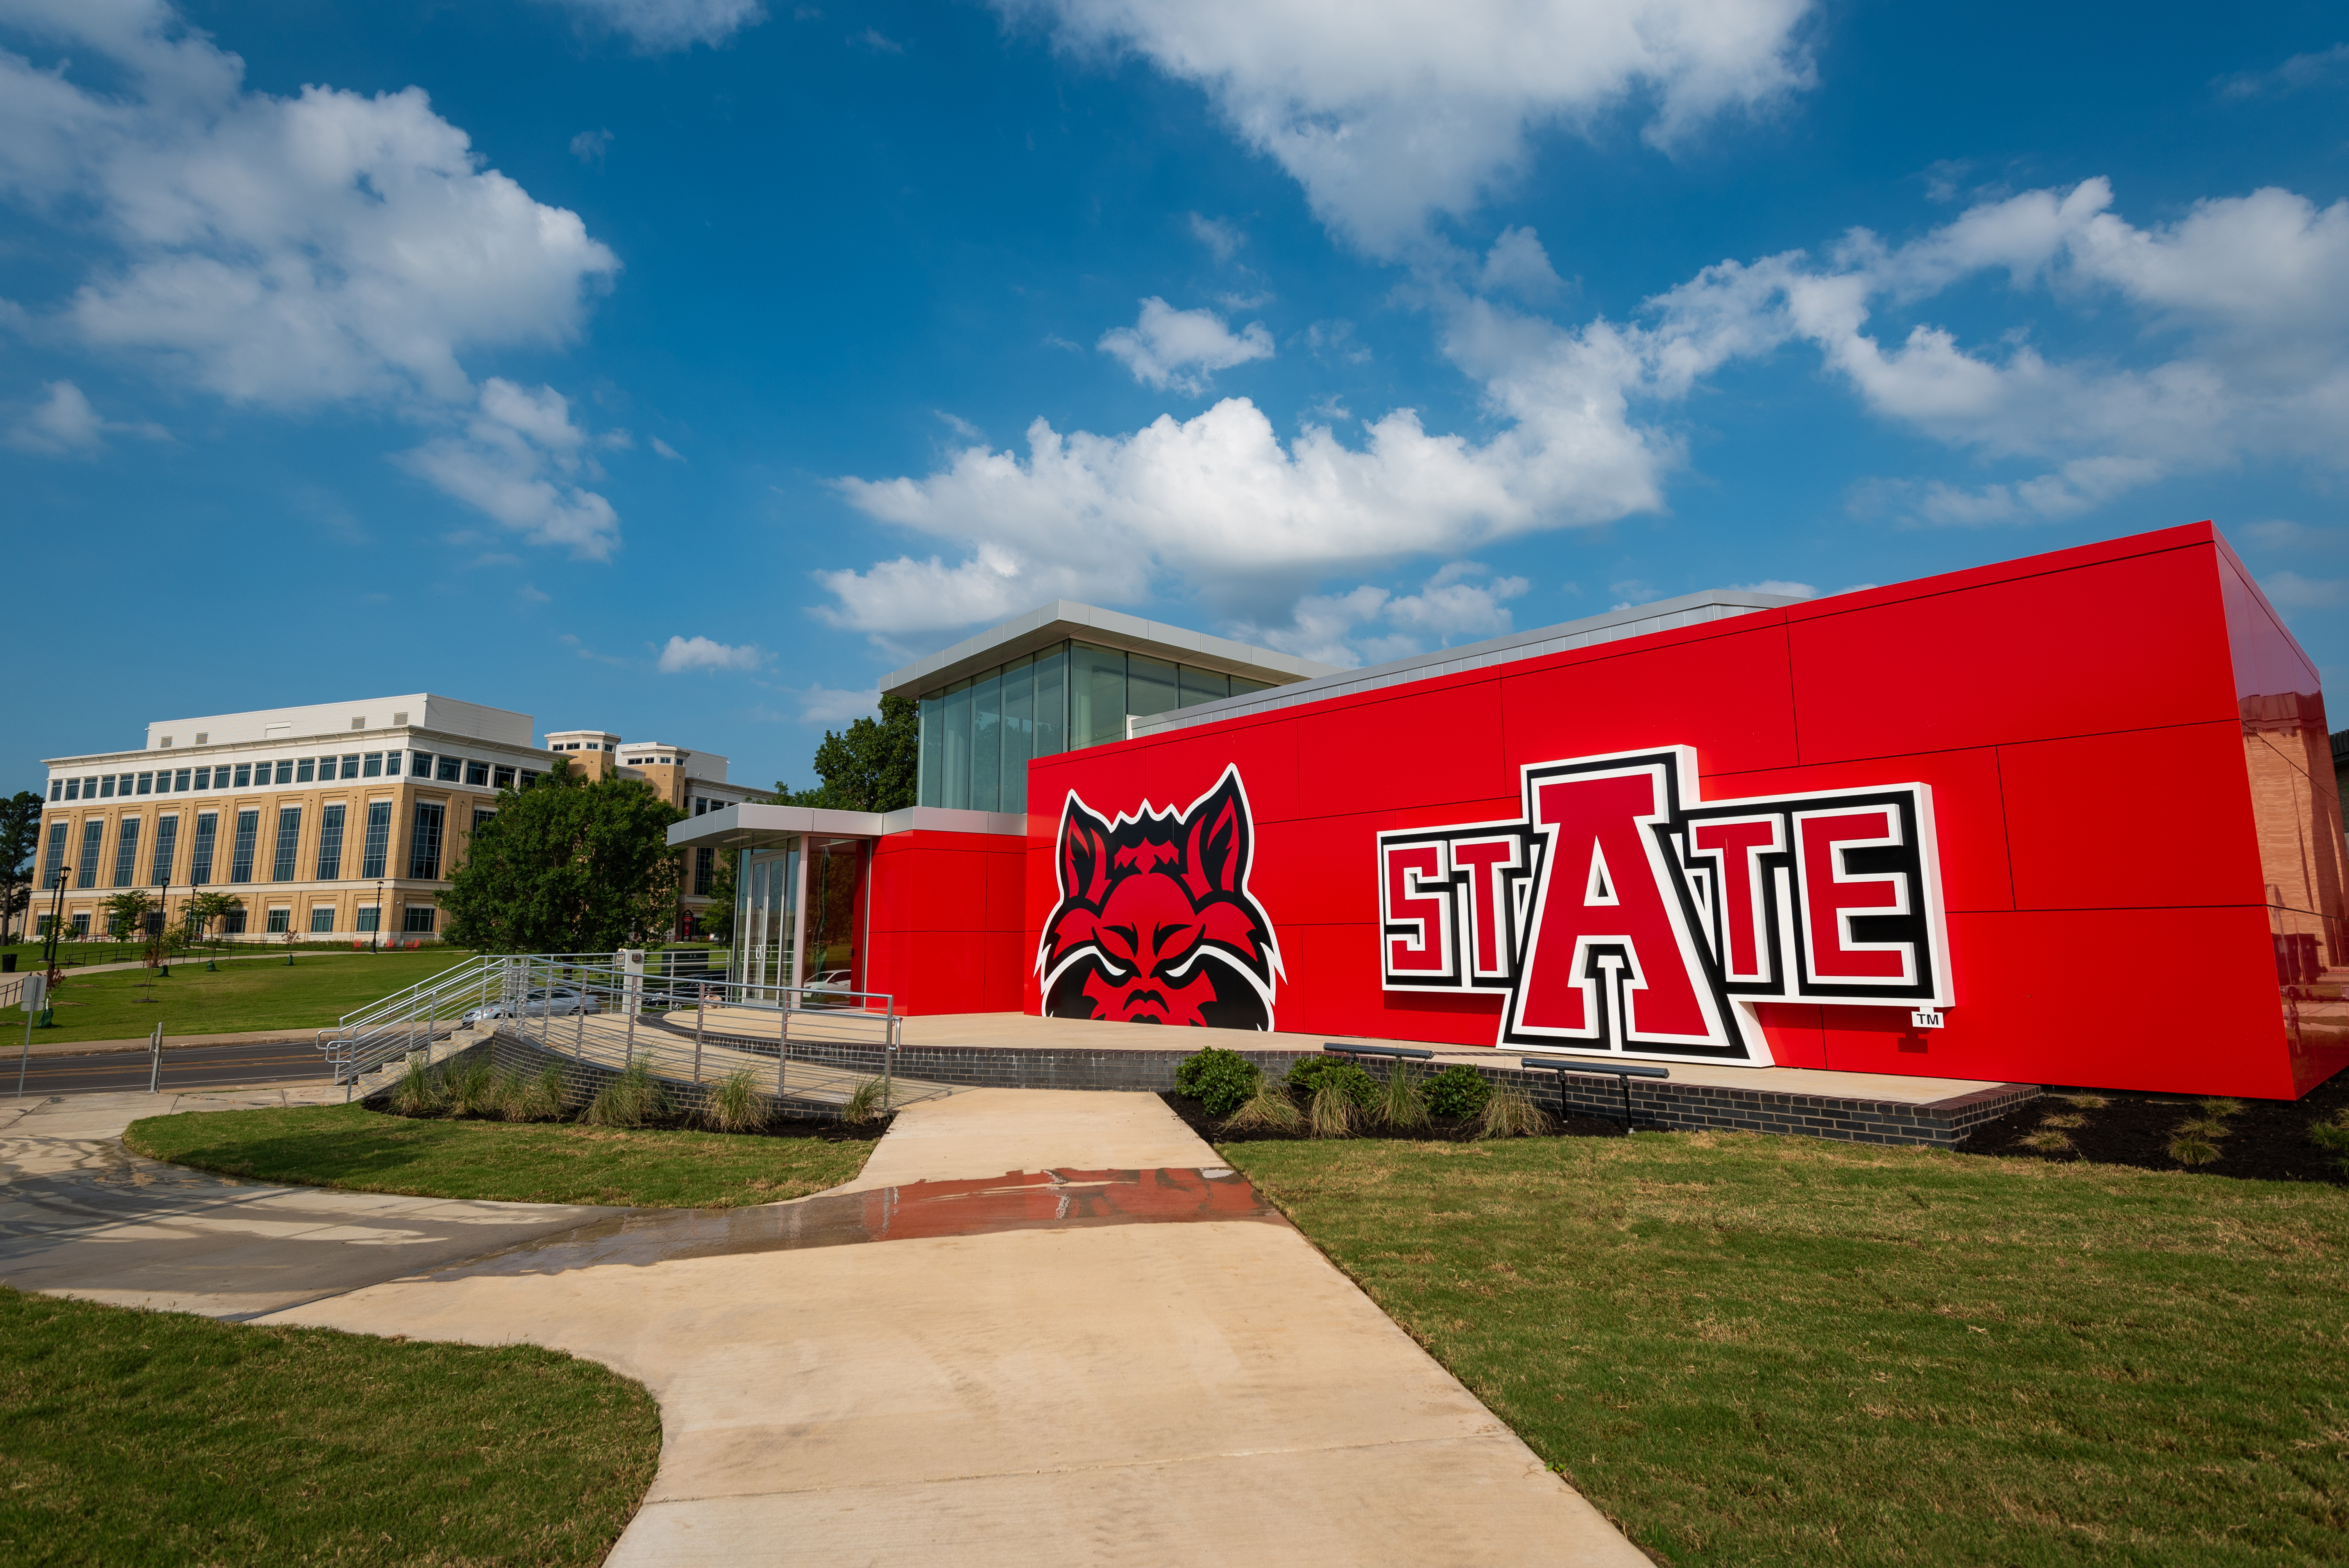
<box><xmin>437</xmin><ymin>1165</ymin><xmax>1281</xmax><ymax>1278</ymax></box>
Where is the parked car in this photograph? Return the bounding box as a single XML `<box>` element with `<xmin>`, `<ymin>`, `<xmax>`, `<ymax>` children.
<box><xmin>799</xmin><ymin>969</ymin><xmax>858</xmax><ymax>1009</ymax></box>
<box><xmin>460</xmin><ymin>987</ymin><xmax>602</xmax><ymax>1026</ymax></box>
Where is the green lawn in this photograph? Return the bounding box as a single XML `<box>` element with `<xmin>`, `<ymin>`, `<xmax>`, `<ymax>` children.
<box><xmin>126</xmin><ymin>1102</ymin><xmax>876</xmax><ymax>1208</ymax></box>
<box><xmin>12</xmin><ymin>949</ymin><xmax>471</xmax><ymax>1043</ymax></box>
<box><xmin>1224</xmin><ymin>1130</ymin><xmax>2349</xmax><ymax>1566</ymax></box>
<box><xmin>0</xmin><ymin>1286</ymin><xmax>657</xmax><ymax>1566</ymax></box>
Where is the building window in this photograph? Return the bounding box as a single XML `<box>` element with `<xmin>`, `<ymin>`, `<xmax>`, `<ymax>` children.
<box><xmin>316</xmin><ymin>804</ymin><xmax>345</xmax><ymax>880</ymax></box>
<box><xmin>403</xmin><ymin>906</ymin><xmax>437</xmax><ymax>934</ymax></box>
<box><xmin>43</xmin><ymin>821</ymin><xmax>67</xmax><ymax>888</ymax></box>
<box><xmin>437</xmin><ymin>755</ymin><xmax>462</xmax><ymax>783</ymax></box>
<box><xmin>297</xmin><ymin>758</ymin><xmax>315</xmax><ymax>783</ymax></box>
<box><xmin>65</xmin><ymin>779</ymin><xmax>80</xmax><ymax>801</ymax></box>
<box><xmin>274</xmin><ymin>760</ymin><xmax>292</xmax><ymax>785</ymax></box>
<box><xmin>173</xmin><ymin>768</ymin><xmax>191</xmax><ymax>791</ymax></box>
<box><xmin>341</xmin><ymin>754</ymin><xmax>360</xmax><ymax>779</ymax></box>
<box><xmin>113</xmin><ymin>818</ymin><xmax>141</xmax><ymax>887</ymax></box>
<box><xmin>229</xmin><ymin>809</ymin><xmax>260</xmax><ymax>883</ymax></box>
<box><xmin>356</xmin><ymin>906</ymin><xmax>380</xmax><ymax>932</ymax></box>
<box><xmin>694</xmin><ymin>845</ymin><xmax>716</xmax><ymax>896</ymax></box>
<box><xmin>193</xmin><ymin>767</ymin><xmax>211</xmax><ymax>790</ymax></box>
<box><xmin>150</xmin><ymin>816</ymin><xmax>177</xmax><ymax>886</ymax></box>
<box><xmin>265</xmin><ymin>908</ymin><xmax>291</xmax><ymax>933</ymax></box>
<box><xmin>70</xmin><ymin>912</ymin><xmax>91</xmax><ymax>936</ymax></box>
<box><xmin>222</xmin><ymin>906</ymin><xmax>246</xmax><ymax>934</ymax></box>
<box><xmin>472</xmin><ymin>809</ymin><xmax>495</xmax><ymax>840</ymax></box>
<box><xmin>363</xmin><ymin>752</ymin><xmax>382</xmax><ymax>777</ymax></box>
<box><xmin>493</xmin><ymin>764</ymin><xmax>515</xmax><ymax>789</ymax></box>
<box><xmin>519</xmin><ymin>770</ymin><xmax>541</xmax><ymax>788</ymax></box>
<box><xmin>386</xmin><ymin>751</ymin><xmax>403</xmax><ymax>775</ymax></box>
<box><xmin>272</xmin><ymin>806</ymin><xmax>301</xmax><ymax>881</ymax></box>
<box><xmin>310</xmin><ymin>906</ymin><xmax>336</xmax><ymax>933</ymax></box>
<box><xmin>100</xmin><ymin>776</ymin><xmax>116</xmax><ymax>799</ymax></box>
<box><xmin>465</xmin><ymin>759</ymin><xmax>489</xmax><ymax>786</ymax></box>
<box><xmin>233</xmin><ymin>764</ymin><xmax>252</xmax><ymax>789</ymax></box>
<box><xmin>361</xmin><ymin>801</ymin><xmax>392</xmax><ymax>879</ymax></box>
<box><xmin>76</xmin><ymin>820</ymin><xmax>102</xmax><ymax>888</ymax></box>
<box><xmin>412</xmin><ymin>752</ymin><xmax>433</xmax><ymax>778</ymax></box>
<box><xmin>48</xmin><ymin>780</ymin><xmax>60</xmax><ymax>802</ymax></box>
<box><xmin>190</xmin><ymin>812</ymin><xmax>219</xmax><ymax>885</ymax></box>
<box><xmin>408</xmin><ymin>802</ymin><xmax>444</xmax><ymax>880</ymax></box>
<box><xmin>136</xmin><ymin>772</ymin><xmax>154</xmax><ymax>795</ymax></box>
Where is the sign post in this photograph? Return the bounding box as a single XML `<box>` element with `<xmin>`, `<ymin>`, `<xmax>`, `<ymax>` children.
<box><xmin>17</xmin><ymin>972</ymin><xmax>48</xmax><ymax>1101</ymax></box>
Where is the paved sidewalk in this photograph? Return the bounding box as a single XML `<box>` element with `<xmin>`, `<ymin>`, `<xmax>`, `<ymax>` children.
<box><xmin>269</xmin><ymin>1089</ymin><xmax>1649</xmax><ymax>1566</ymax></box>
<box><xmin>0</xmin><ymin>1085</ymin><xmax>611</xmax><ymax>1318</ymax></box>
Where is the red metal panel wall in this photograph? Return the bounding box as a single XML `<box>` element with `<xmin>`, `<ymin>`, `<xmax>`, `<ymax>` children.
<box><xmin>1012</xmin><ymin>522</ymin><xmax>2344</xmax><ymax>1097</ymax></box>
<box><xmin>866</xmin><ymin>828</ymin><xmax>1030</xmax><ymax>1016</ymax></box>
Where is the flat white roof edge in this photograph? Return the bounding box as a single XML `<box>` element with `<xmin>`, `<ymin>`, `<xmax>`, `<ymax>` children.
<box><xmin>878</xmin><ymin>599</ymin><xmax>1342</xmax><ymax>698</ymax></box>
<box><xmin>1127</xmin><ymin>591</ymin><xmax>1800</xmax><ymax>740</ymax></box>
<box><xmin>668</xmin><ymin>802</ymin><xmax>1029</xmax><ymax>849</ymax></box>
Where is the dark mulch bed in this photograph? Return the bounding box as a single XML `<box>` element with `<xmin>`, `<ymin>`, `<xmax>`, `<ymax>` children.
<box><xmin>1170</xmin><ymin>1072</ymin><xmax>2349</xmax><ymax>1188</ymax></box>
<box><xmin>1959</xmin><ymin>1070</ymin><xmax>2349</xmax><ymax>1185</ymax></box>
<box><xmin>1159</xmin><ymin>1090</ymin><xmax>1632</xmax><ymax>1144</ymax></box>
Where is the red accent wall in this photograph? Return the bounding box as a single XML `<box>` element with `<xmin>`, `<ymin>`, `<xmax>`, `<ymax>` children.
<box><xmin>864</xmin><ymin>828</ymin><xmax>1029</xmax><ymax>1016</ymax></box>
<box><xmin>1016</xmin><ymin>522</ymin><xmax>2349</xmax><ymax>1098</ymax></box>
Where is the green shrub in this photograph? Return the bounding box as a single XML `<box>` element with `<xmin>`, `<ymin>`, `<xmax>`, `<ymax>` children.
<box><xmin>449</xmin><ymin>1057</ymin><xmax>499</xmax><ymax>1117</ymax></box>
<box><xmin>2308</xmin><ymin>1110</ymin><xmax>2349</xmax><ymax>1174</ymax></box>
<box><xmin>1176</xmin><ymin>1047</ymin><xmax>1263</xmax><ymax>1118</ymax></box>
<box><xmin>1285</xmin><ymin>1056</ymin><xmax>1379</xmax><ymax>1109</ymax></box>
<box><xmin>1424</xmin><ymin>1064</ymin><xmax>1491</xmax><ymax>1119</ymax></box>
<box><xmin>584</xmin><ymin>1062</ymin><xmax>667</xmax><ymax>1128</ymax></box>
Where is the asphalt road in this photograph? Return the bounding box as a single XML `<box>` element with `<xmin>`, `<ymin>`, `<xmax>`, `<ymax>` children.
<box><xmin>2</xmin><ymin>1040</ymin><xmax>333</xmax><ymax>1098</ymax></box>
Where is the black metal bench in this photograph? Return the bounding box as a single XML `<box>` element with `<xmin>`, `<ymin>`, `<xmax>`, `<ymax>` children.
<box><xmin>1516</xmin><ymin>1054</ymin><xmax>1670</xmax><ymax>1128</ymax></box>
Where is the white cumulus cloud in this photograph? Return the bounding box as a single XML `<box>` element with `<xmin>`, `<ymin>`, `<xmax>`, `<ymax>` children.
<box><xmin>1098</xmin><ymin>298</ymin><xmax>1274</xmax><ymax>393</ymax></box>
<box><xmin>546</xmin><ymin>0</ymin><xmax>767</xmax><ymax>51</ymax></box>
<box><xmin>1003</xmin><ymin>0</ymin><xmax>1817</xmax><ymax>254</ymax></box>
<box><xmin>794</xmin><ymin>684</ymin><xmax>881</xmax><ymax>724</ymax></box>
<box><xmin>1236</xmin><ymin>563</ymin><xmax>1533</xmax><ymax>668</ymax></box>
<box><xmin>657</xmin><ymin>634</ymin><xmax>766</xmax><ymax>673</ymax></box>
<box><xmin>398</xmin><ymin>381</ymin><xmax>622</xmax><ymax>560</ymax></box>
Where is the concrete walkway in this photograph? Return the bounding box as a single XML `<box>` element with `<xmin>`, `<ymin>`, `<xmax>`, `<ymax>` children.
<box><xmin>265</xmin><ymin>1088</ymin><xmax>1648</xmax><ymax>1566</ymax></box>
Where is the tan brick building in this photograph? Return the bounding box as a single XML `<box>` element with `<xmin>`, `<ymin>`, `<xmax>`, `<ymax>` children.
<box><xmin>34</xmin><ymin>696</ymin><xmax>767</xmax><ymax>946</ymax></box>
<box><xmin>542</xmin><ymin>729</ymin><xmax>764</xmax><ymax>935</ymax></box>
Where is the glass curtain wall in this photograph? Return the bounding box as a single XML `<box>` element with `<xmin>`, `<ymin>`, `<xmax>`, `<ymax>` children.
<box><xmin>917</xmin><ymin>640</ymin><xmax>1267</xmax><ymax>811</ymax></box>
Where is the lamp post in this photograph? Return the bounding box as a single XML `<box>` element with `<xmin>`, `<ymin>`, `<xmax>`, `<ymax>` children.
<box><xmin>36</xmin><ymin>869</ymin><xmax>67</xmax><ymax>1028</ymax></box>
<box><xmin>372</xmin><ymin>877</ymin><xmax>384</xmax><ymax>951</ymax></box>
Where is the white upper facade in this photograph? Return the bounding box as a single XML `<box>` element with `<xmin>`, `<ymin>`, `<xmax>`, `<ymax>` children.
<box><xmin>145</xmin><ymin>693</ymin><xmax>533</xmax><ymax>752</ymax></box>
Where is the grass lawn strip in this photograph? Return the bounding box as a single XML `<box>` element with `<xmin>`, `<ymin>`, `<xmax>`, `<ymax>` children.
<box><xmin>1224</xmin><ymin>1130</ymin><xmax>2349</xmax><ymax>1566</ymax></box>
<box><xmin>126</xmin><ymin>1102</ymin><xmax>876</xmax><ymax>1208</ymax></box>
<box><xmin>0</xmin><ymin>1286</ymin><xmax>658</xmax><ymax>1566</ymax></box>
<box><xmin>19</xmin><ymin>950</ymin><xmax>472</xmax><ymax>1045</ymax></box>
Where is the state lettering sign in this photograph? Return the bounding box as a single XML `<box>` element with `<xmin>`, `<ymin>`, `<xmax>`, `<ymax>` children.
<box><xmin>1378</xmin><ymin>748</ymin><xmax>1951</xmax><ymax>1063</ymax></box>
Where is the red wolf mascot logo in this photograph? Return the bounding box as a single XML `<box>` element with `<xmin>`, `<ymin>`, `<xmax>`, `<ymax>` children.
<box><xmin>1038</xmin><ymin>766</ymin><xmax>1282</xmax><ymax>1029</ymax></box>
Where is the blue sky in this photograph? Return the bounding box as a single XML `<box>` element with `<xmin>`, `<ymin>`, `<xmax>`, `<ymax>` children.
<box><xmin>5</xmin><ymin>0</ymin><xmax>2347</xmax><ymax>792</ymax></box>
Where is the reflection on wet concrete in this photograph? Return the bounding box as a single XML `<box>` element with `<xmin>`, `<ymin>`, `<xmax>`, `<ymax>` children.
<box><xmin>437</xmin><ymin>1167</ymin><xmax>1282</xmax><ymax>1278</ymax></box>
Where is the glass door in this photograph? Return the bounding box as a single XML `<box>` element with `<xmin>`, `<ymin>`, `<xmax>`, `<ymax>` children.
<box><xmin>735</xmin><ymin>838</ymin><xmax>798</xmax><ymax>999</ymax></box>
<box><xmin>801</xmin><ymin>837</ymin><xmax>868</xmax><ymax>1004</ymax></box>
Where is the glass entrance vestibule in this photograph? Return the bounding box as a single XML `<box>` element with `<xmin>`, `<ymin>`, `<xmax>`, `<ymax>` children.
<box><xmin>732</xmin><ymin>834</ymin><xmax>871</xmax><ymax>1002</ymax></box>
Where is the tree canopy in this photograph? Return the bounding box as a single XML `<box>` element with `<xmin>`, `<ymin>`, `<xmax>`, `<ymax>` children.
<box><xmin>442</xmin><ymin>763</ymin><xmax>686</xmax><ymax>953</ymax></box>
<box><xmin>1</xmin><ymin>789</ymin><xmax>42</xmax><ymax>942</ymax></box>
<box><xmin>773</xmin><ymin>694</ymin><xmax>917</xmax><ymax>813</ymax></box>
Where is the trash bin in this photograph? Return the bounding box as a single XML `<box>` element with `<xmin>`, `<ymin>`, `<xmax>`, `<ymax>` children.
<box><xmin>1</xmin><ymin>953</ymin><xmax>14</xmax><ymax>972</ymax></box>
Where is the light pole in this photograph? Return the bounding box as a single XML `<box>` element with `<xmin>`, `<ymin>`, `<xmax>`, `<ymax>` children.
<box><xmin>36</xmin><ymin>868</ymin><xmax>67</xmax><ymax>1027</ymax></box>
<box><xmin>372</xmin><ymin>877</ymin><xmax>384</xmax><ymax>951</ymax></box>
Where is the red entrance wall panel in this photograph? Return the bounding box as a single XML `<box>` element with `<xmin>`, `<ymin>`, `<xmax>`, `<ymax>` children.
<box><xmin>868</xmin><ymin>829</ymin><xmax>1028</xmax><ymax>1016</ymax></box>
<box><xmin>1786</xmin><ymin>527</ymin><xmax>2240</xmax><ymax>764</ymax></box>
<box><xmin>1297</xmin><ymin>678</ymin><xmax>1510</xmax><ymax>818</ymax></box>
<box><xmin>1140</xmin><ymin>716</ymin><xmax>1303</xmax><ymax>827</ymax></box>
<box><xmin>1500</xmin><ymin>619</ymin><xmax>1803</xmax><ymax>777</ymax></box>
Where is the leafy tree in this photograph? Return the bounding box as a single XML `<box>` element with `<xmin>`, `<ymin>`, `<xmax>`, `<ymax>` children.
<box><xmin>443</xmin><ymin>762</ymin><xmax>687</xmax><ymax>952</ymax></box>
<box><xmin>774</xmin><ymin>694</ymin><xmax>918</xmax><ymax>812</ymax></box>
<box><xmin>0</xmin><ymin>789</ymin><xmax>42</xmax><ymax>945</ymax></box>
<box><xmin>183</xmin><ymin>891</ymin><xmax>241</xmax><ymax>946</ymax></box>
<box><xmin>700</xmin><ymin>849</ymin><xmax>738</xmax><ymax>943</ymax></box>
<box><xmin>101</xmin><ymin>888</ymin><xmax>154</xmax><ymax>940</ymax></box>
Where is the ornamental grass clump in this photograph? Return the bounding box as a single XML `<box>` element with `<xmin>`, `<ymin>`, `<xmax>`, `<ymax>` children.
<box><xmin>391</xmin><ymin>1054</ymin><xmax>444</xmax><ymax>1116</ymax></box>
<box><xmin>501</xmin><ymin>1062</ymin><xmax>568</xmax><ymax>1122</ymax></box>
<box><xmin>1478</xmin><ymin>1083</ymin><xmax>1551</xmax><ymax>1140</ymax></box>
<box><xmin>1374</xmin><ymin>1062</ymin><xmax>1431</xmax><ymax>1132</ymax></box>
<box><xmin>1222</xmin><ymin>1081</ymin><xmax>1304</xmax><ymax>1135</ymax></box>
<box><xmin>1424</xmin><ymin>1064</ymin><xmax>1491</xmax><ymax>1120</ymax></box>
<box><xmin>1308</xmin><ymin>1079</ymin><xmax>1357</xmax><ymax>1138</ymax></box>
<box><xmin>449</xmin><ymin>1058</ymin><xmax>500</xmax><ymax>1118</ymax></box>
<box><xmin>1175</xmin><ymin>1047</ymin><xmax>1262</xmax><ymax>1118</ymax></box>
<box><xmin>2310</xmin><ymin>1109</ymin><xmax>2349</xmax><ymax>1176</ymax></box>
<box><xmin>584</xmin><ymin>1062</ymin><xmax>667</xmax><ymax>1129</ymax></box>
<box><xmin>1287</xmin><ymin>1056</ymin><xmax>1379</xmax><ymax>1110</ymax></box>
<box><xmin>842</xmin><ymin>1077</ymin><xmax>890</xmax><ymax>1125</ymax></box>
<box><xmin>703</xmin><ymin>1068</ymin><xmax>769</xmax><ymax>1134</ymax></box>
